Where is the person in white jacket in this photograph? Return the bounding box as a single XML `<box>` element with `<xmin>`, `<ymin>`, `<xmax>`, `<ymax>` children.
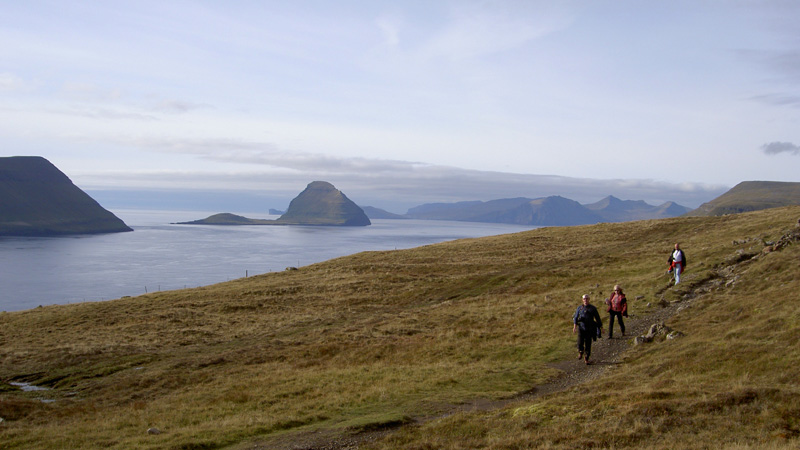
<box><xmin>667</xmin><ymin>243</ymin><xmax>687</xmax><ymax>284</ymax></box>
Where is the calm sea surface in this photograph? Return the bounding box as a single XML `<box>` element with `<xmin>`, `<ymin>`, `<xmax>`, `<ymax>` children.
<box><xmin>0</xmin><ymin>209</ymin><xmax>535</xmax><ymax>312</ymax></box>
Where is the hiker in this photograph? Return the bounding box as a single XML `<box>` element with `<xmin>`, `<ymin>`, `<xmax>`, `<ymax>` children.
<box><xmin>573</xmin><ymin>294</ymin><xmax>603</xmax><ymax>365</ymax></box>
<box><xmin>667</xmin><ymin>243</ymin><xmax>687</xmax><ymax>284</ymax></box>
<box><xmin>605</xmin><ymin>284</ymin><xmax>627</xmax><ymax>339</ymax></box>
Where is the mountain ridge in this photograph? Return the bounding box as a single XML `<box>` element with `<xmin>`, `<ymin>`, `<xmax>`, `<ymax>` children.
<box><xmin>365</xmin><ymin>195</ymin><xmax>691</xmax><ymax>225</ymax></box>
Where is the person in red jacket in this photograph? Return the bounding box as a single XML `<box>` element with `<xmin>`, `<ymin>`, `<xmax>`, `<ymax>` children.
<box><xmin>605</xmin><ymin>284</ymin><xmax>627</xmax><ymax>339</ymax></box>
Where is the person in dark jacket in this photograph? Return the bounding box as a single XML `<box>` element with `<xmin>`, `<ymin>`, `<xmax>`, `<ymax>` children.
<box><xmin>667</xmin><ymin>243</ymin><xmax>687</xmax><ymax>284</ymax></box>
<box><xmin>573</xmin><ymin>294</ymin><xmax>603</xmax><ymax>365</ymax></box>
<box><xmin>605</xmin><ymin>284</ymin><xmax>628</xmax><ymax>339</ymax></box>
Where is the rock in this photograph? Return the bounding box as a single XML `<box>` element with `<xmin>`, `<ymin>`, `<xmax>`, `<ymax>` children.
<box><xmin>645</xmin><ymin>323</ymin><xmax>668</xmax><ymax>340</ymax></box>
<box><xmin>634</xmin><ymin>322</ymin><xmax>677</xmax><ymax>345</ymax></box>
<box><xmin>666</xmin><ymin>331</ymin><xmax>685</xmax><ymax>340</ymax></box>
<box><xmin>147</xmin><ymin>427</ymin><xmax>161</xmax><ymax>435</ymax></box>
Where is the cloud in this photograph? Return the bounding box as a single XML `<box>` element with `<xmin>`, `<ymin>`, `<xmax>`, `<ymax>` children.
<box><xmin>375</xmin><ymin>15</ymin><xmax>402</xmax><ymax>47</ymax></box>
<box><xmin>53</xmin><ymin>107</ymin><xmax>159</xmax><ymax>121</ymax></box>
<box><xmin>0</xmin><ymin>72</ymin><xmax>26</xmax><ymax>91</ymax></box>
<box><xmin>761</xmin><ymin>141</ymin><xmax>800</xmax><ymax>156</ymax></box>
<box><xmin>750</xmin><ymin>93</ymin><xmax>800</xmax><ymax>108</ymax></box>
<box><xmin>420</xmin><ymin>3</ymin><xmax>570</xmax><ymax>62</ymax></box>
<box><xmin>64</xmin><ymin>134</ymin><xmax>729</xmax><ymax>211</ymax></box>
<box><xmin>61</xmin><ymin>82</ymin><xmax>123</xmax><ymax>102</ymax></box>
<box><xmin>151</xmin><ymin>99</ymin><xmax>212</xmax><ymax>114</ymax></box>
<box><xmin>125</xmin><ymin>136</ymin><xmax>426</xmax><ymax>174</ymax></box>
<box><xmin>73</xmin><ymin>152</ymin><xmax>727</xmax><ymax>213</ymax></box>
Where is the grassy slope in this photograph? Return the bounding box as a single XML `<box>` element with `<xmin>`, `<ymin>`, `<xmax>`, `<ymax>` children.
<box><xmin>1</xmin><ymin>207</ymin><xmax>799</xmax><ymax>449</ymax></box>
<box><xmin>372</xmin><ymin>208</ymin><xmax>800</xmax><ymax>450</ymax></box>
<box><xmin>687</xmin><ymin>181</ymin><xmax>800</xmax><ymax>216</ymax></box>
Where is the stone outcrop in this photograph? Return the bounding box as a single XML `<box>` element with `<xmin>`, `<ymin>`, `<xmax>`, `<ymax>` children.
<box><xmin>634</xmin><ymin>322</ymin><xmax>685</xmax><ymax>345</ymax></box>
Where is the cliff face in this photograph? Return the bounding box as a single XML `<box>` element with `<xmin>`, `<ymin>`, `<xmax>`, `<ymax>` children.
<box><xmin>0</xmin><ymin>156</ymin><xmax>132</xmax><ymax>236</ymax></box>
<box><xmin>276</xmin><ymin>181</ymin><xmax>371</xmax><ymax>226</ymax></box>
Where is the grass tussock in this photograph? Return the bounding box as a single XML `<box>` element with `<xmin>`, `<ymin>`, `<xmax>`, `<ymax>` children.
<box><xmin>2</xmin><ymin>207</ymin><xmax>800</xmax><ymax>449</ymax></box>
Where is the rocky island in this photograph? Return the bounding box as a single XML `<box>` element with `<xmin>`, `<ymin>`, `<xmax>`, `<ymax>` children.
<box><xmin>0</xmin><ymin>156</ymin><xmax>132</xmax><ymax>236</ymax></box>
<box><xmin>179</xmin><ymin>181</ymin><xmax>371</xmax><ymax>226</ymax></box>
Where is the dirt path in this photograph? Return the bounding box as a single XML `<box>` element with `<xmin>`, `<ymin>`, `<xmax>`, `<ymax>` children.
<box><xmin>252</xmin><ymin>292</ymin><xmax>689</xmax><ymax>450</ymax></box>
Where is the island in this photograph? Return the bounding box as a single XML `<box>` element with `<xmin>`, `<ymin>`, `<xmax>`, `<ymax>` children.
<box><xmin>178</xmin><ymin>181</ymin><xmax>371</xmax><ymax>226</ymax></box>
<box><xmin>0</xmin><ymin>156</ymin><xmax>133</xmax><ymax>236</ymax></box>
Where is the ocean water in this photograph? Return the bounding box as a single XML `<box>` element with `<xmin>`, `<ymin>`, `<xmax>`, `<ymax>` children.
<box><xmin>0</xmin><ymin>209</ymin><xmax>535</xmax><ymax>312</ymax></box>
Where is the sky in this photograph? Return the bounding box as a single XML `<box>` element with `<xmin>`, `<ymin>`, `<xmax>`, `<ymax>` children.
<box><xmin>1</xmin><ymin>0</ymin><xmax>799</xmax><ymax>213</ymax></box>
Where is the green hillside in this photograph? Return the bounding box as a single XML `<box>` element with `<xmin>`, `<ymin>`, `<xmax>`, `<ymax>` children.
<box><xmin>1</xmin><ymin>206</ymin><xmax>799</xmax><ymax>449</ymax></box>
<box><xmin>0</xmin><ymin>156</ymin><xmax>132</xmax><ymax>236</ymax></box>
<box><xmin>687</xmin><ymin>180</ymin><xmax>800</xmax><ymax>217</ymax></box>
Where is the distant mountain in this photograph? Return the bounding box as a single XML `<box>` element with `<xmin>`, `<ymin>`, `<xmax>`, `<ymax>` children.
<box><xmin>489</xmin><ymin>196</ymin><xmax>603</xmax><ymax>226</ymax></box>
<box><xmin>361</xmin><ymin>206</ymin><xmax>406</xmax><ymax>219</ymax></box>
<box><xmin>268</xmin><ymin>209</ymin><xmax>285</xmax><ymax>215</ymax></box>
<box><xmin>399</xmin><ymin>195</ymin><xmax>688</xmax><ymax>226</ymax></box>
<box><xmin>686</xmin><ymin>181</ymin><xmax>800</xmax><ymax>217</ymax></box>
<box><xmin>179</xmin><ymin>181</ymin><xmax>371</xmax><ymax>226</ymax></box>
<box><xmin>0</xmin><ymin>156</ymin><xmax>132</xmax><ymax>236</ymax></box>
<box><xmin>406</xmin><ymin>198</ymin><xmax>534</xmax><ymax>221</ymax></box>
<box><xmin>585</xmin><ymin>196</ymin><xmax>691</xmax><ymax>222</ymax></box>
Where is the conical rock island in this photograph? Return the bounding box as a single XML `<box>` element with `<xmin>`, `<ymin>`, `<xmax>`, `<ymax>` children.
<box><xmin>276</xmin><ymin>181</ymin><xmax>371</xmax><ymax>226</ymax></box>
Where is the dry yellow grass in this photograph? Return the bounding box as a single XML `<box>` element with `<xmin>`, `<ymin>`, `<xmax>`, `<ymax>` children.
<box><xmin>1</xmin><ymin>206</ymin><xmax>799</xmax><ymax>449</ymax></box>
<box><xmin>368</xmin><ymin>208</ymin><xmax>800</xmax><ymax>450</ymax></box>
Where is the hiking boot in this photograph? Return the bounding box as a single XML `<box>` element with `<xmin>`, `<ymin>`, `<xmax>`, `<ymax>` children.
<box><xmin>578</xmin><ymin>351</ymin><xmax>583</xmax><ymax>360</ymax></box>
<box><xmin>584</xmin><ymin>357</ymin><xmax>590</xmax><ymax>365</ymax></box>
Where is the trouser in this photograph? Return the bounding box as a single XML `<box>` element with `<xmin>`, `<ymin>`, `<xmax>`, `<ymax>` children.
<box><xmin>674</xmin><ymin>263</ymin><xmax>682</xmax><ymax>284</ymax></box>
<box><xmin>609</xmin><ymin>311</ymin><xmax>625</xmax><ymax>338</ymax></box>
<box><xmin>577</xmin><ymin>329</ymin><xmax>593</xmax><ymax>358</ymax></box>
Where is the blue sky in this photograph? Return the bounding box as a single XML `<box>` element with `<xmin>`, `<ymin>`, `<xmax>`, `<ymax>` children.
<box><xmin>2</xmin><ymin>1</ymin><xmax>799</xmax><ymax>213</ymax></box>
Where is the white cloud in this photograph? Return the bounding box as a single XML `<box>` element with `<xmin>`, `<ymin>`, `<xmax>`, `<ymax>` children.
<box><xmin>0</xmin><ymin>72</ymin><xmax>26</xmax><ymax>91</ymax></box>
<box><xmin>150</xmin><ymin>99</ymin><xmax>213</xmax><ymax>114</ymax></box>
<box><xmin>70</xmin><ymin>142</ymin><xmax>727</xmax><ymax>212</ymax></box>
<box><xmin>415</xmin><ymin>2</ymin><xmax>570</xmax><ymax>62</ymax></box>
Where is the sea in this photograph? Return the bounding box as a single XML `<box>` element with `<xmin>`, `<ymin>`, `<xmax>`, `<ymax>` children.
<box><xmin>0</xmin><ymin>209</ymin><xmax>536</xmax><ymax>312</ymax></box>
